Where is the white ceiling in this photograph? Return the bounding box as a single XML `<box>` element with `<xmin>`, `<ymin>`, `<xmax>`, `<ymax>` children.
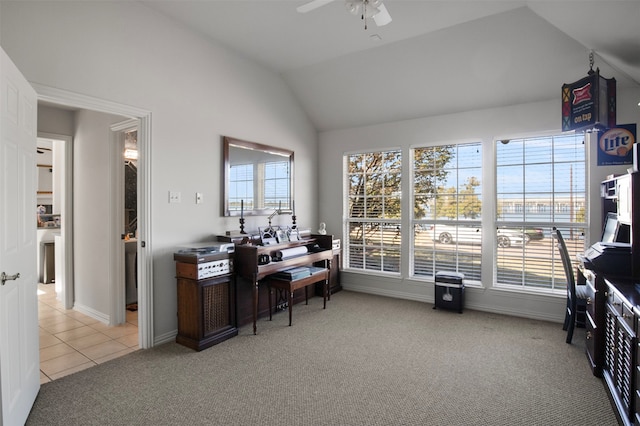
<box><xmin>143</xmin><ymin>0</ymin><xmax>640</xmax><ymax>132</ymax></box>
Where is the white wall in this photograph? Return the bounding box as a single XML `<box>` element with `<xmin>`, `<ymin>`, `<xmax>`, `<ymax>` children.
<box><xmin>73</xmin><ymin>109</ymin><xmax>127</xmax><ymax>320</ymax></box>
<box><xmin>318</xmin><ymin>89</ymin><xmax>640</xmax><ymax>322</ymax></box>
<box><xmin>38</xmin><ymin>105</ymin><xmax>74</xmax><ymax>216</ymax></box>
<box><xmin>38</xmin><ymin>104</ymin><xmax>74</xmax><ymax>137</ymax></box>
<box><xmin>1</xmin><ymin>1</ymin><xmax>318</xmax><ymax>341</ymax></box>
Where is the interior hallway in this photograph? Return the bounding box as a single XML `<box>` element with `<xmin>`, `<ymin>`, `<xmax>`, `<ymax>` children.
<box><xmin>38</xmin><ymin>283</ymin><xmax>139</xmax><ymax>384</ymax></box>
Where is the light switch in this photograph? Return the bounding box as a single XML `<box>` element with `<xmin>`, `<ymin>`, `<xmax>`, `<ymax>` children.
<box><xmin>169</xmin><ymin>191</ymin><xmax>181</xmax><ymax>203</ymax></box>
<box><xmin>196</xmin><ymin>192</ymin><xmax>203</xmax><ymax>204</ymax></box>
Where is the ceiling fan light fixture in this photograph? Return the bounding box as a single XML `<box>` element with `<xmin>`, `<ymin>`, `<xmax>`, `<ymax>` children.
<box><xmin>345</xmin><ymin>1</ymin><xmax>361</xmax><ymax>15</ymax></box>
<box><xmin>301</xmin><ymin>0</ymin><xmax>392</xmax><ymax>29</ymax></box>
<box><xmin>346</xmin><ymin>0</ymin><xmax>381</xmax><ymax>18</ymax></box>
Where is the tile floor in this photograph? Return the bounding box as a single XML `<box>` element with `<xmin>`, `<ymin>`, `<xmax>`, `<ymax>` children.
<box><xmin>38</xmin><ymin>283</ymin><xmax>139</xmax><ymax>384</ymax></box>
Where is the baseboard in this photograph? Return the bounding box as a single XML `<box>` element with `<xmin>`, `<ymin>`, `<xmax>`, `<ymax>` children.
<box><xmin>154</xmin><ymin>330</ymin><xmax>177</xmax><ymax>347</ymax></box>
<box><xmin>73</xmin><ymin>302</ymin><xmax>110</xmax><ymax>325</ymax></box>
<box><xmin>343</xmin><ymin>283</ymin><xmax>564</xmax><ymax>323</ymax></box>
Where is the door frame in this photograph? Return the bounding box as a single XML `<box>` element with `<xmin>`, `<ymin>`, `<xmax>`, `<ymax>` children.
<box><xmin>33</xmin><ymin>83</ymin><xmax>154</xmax><ymax>349</ymax></box>
<box><xmin>110</xmin><ymin>119</ymin><xmax>138</xmax><ymax>325</ymax></box>
<box><xmin>37</xmin><ymin>132</ymin><xmax>73</xmax><ymax>310</ymax></box>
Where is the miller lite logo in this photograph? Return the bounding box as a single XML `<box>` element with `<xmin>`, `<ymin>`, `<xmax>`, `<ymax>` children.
<box><xmin>572</xmin><ymin>82</ymin><xmax>592</xmax><ymax>105</ymax></box>
<box><xmin>600</xmin><ymin>127</ymin><xmax>635</xmax><ymax>157</ymax></box>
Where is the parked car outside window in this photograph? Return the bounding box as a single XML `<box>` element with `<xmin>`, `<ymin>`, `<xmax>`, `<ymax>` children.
<box><xmin>523</xmin><ymin>227</ymin><xmax>544</xmax><ymax>242</ymax></box>
<box><xmin>421</xmin><ymin>224</ymin><xmax>529</xmax><ymax>248</ymax></box>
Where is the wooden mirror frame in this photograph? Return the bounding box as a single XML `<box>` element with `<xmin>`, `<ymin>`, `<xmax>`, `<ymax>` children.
<box><xmin>223</xmin><ymin>136</ymin><xmax>294</xmax><ymax>217</ymax></box>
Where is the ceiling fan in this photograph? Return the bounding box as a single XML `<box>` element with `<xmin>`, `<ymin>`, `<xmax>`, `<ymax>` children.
<box><xmin>297</xmin><ymin>0</ymin><xmax>392</xmax><ymax>30</ymax></box>
<box><xmin>37</xmin><ymin>147</ymin><xmax>52</xmax><ymax>154</ymax></box>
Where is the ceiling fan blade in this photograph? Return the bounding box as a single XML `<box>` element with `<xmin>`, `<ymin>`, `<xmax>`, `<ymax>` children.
<box><xmin>373</xmin><ymin>3</ymin><xmax>392</xmax><ymax>26</ymax></box>
<box><xmin>297</xmin><ymin>0</ymin><xmax>336</xmax><ymax>13</ymax></box>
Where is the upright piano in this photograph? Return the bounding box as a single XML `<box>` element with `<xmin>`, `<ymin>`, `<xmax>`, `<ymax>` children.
<box><xmin>232</xmin><ymin>234</ymin><xmax>334</xmax><ymax>334</ymax></box>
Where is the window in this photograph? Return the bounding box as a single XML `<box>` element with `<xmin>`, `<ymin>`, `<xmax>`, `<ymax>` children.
<box><xmin>412</xmin><ymin>142</ymin><xmax>482</xmax><ymax>281</ymax></box>
<box><xmin>345</xmin><ymin>150</ymin><xmax>402</xmax><ymax>273</ymax></box>
<box><xmin>262</xmin><ymin>160</ymin><xmax>290</xmax><ymax>209</ymax></box>
<box><xmin>229</xmin><ymin>163</ymin><xmax>253</xmax><ymax>209</ymax></box>
<box><xmin>229</xmin><ymin>160</ymin><xmax>290</xmax><ymax>211</ymax></box>
<box><xmin>496</xmin><ymin>133</ymin><xmax>586</xmax><ymax>291</ymax></box>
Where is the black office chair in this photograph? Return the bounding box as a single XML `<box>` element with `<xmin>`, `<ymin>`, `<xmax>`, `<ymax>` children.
<box><xmin>554</xmin><ymin>228</ymin><xmax>588</xmax><ymax>344</ymax></box>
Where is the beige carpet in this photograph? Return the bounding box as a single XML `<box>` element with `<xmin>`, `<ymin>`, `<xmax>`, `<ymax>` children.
<box><xmin>27</xmin><ymin>291</ymin><xmax>617</xmax><ymax>425</ymax></box>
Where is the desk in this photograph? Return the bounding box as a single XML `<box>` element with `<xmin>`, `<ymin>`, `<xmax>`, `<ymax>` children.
<box><xmin>268</xmin><ymin>268</ymin><xmax>329</xmax><ymax>326</ymax></box>
<box><xmin>233</xmin><ymin>235</ymin><xmax>334</xmax><ymax>334</ymax></box>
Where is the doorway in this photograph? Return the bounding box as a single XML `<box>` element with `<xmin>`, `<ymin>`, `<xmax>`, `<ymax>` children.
<box><xmin>36</xmin><ymin>133</ymin><xmax>72</xmax><ymax>309</ymax></box>
<box><xmin>36</xmin><ymin>114</ymin><xmax>146</xmax><ymax>381</ymax></box>
<box><xmin>110</xmin><ymin>119</ymin><xmax>140</xmax><ymax>325</ymax></box>
<box><xmin>34</xmin><ymin>83</ymin><xmax>153</xmax><ymax>353</ymax></box>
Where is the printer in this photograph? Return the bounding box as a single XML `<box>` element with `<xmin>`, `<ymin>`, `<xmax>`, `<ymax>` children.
<box><xmin>579</xmin><ymin>241</ymin><xmax>633</xmax><ymax>278</ymax></box>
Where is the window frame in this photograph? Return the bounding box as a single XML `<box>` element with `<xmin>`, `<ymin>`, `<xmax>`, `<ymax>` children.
<box><xmin>410</xmin><ymin>141</ymin><xmax>483</xmax><ymax>284</ymax></box>
<box><xmin>494</xmin><ymin>131</ymin><xmax>588</xmax><ymax>293</ymax></box>
<box><xmin>343</xmin><ymin>148</ymin><xmax>403</xmax><ymax>276</ymax></box>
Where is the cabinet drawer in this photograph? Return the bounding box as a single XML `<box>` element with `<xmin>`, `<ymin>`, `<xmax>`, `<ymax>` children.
<box><xmin>636</xmin><ymin>334</ymin><xmax>640</xmax><ymax>366</ymax></box>
<box><xmin>608</xmin><ymin>290</ymin><xmax>624</xmax><ymax>316</ymax></box>
<box><xmin>636</xmin><ymin>388</ymin><xmax>640</xmax><ymax>426</ymax></box>
<box><xmin>585</xmin><ymin>282</ymin><xmax>596</xmax><ymax>318</ymax></box>
<box><xmin>586</xmin><ymin>313</ymin><xmax>596</xmax><ymax>360</ymax></box>
<box><xmin>622</xmin><ymin>303</ymin><xmax>636</xmax><ymax>331</ymax></box>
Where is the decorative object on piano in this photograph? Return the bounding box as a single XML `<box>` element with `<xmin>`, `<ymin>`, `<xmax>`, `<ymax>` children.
<box><xmin>286</xmin><ymin>226</ymin><xmax>300</xmax><ymax>241</ymax></box>
<box><xmin>259</xmin><ymin>226</ymin><xmax>278</xmax><ymax>245</ymax></box>
<box><xmin>239</xmin><ymin>199</ymin><xmax>246</xmax><ymax>234</ymax></box>
<box><xmin>275</xmin><ymin>228</ymin><xmax>289</xmax><ymax>243</ymax></box>
<box><xmin>291</xmin><ymin>200</ymin><xmax>297</xmax><ymax>229</ymax></box>
<box><xmin>561</xmin><ymin>51</ymin><xmax>616</xmax><ymax>132</ymax></box>
<box><xmin>317</xmin><ymin>222</ymin><xmax>327</xmax><ymax>235</ymax></box>
<box><xmin>596</xmin><ymin>124</ymin><xmax>636</xmax><ymax>166</ymax></box>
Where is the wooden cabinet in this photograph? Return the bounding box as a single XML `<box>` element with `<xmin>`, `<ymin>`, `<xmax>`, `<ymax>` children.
<box><xmin>584</xmin><ymin>171</ymin><xmax>640</xmax><ymax>424</ymax></box>
<box><xmin>175</xmin><ymin>260</ymin><xmax>238</xmax><ymax>351</ymax></box>
<box><xmin>593</xmin><ymin>277</ymin><xmax>640</xmax><ymax>426</ymax></box>
<box><xmin>603</xmin><ymin>282</ymin><xmax>635</xmax><ymax>423</ymax></box>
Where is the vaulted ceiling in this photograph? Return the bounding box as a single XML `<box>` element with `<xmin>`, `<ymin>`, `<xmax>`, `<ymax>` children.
<box><xmin>144</xmin><ymin>1</ymin><xmax>640</xmax><ymax>132</ymax></box>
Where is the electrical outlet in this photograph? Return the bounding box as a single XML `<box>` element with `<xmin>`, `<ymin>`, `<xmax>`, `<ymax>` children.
<box><xmin>169</xmin><ymin>191</ymin><xmax>181</xmax><ymax>203</ymax></box>
<box><xmin>196</xmin><ymin>192</ymin><xmax>203</xmax><ymax>204</ymax></box>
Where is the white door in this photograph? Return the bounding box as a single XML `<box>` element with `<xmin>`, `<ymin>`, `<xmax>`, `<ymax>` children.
<box><xmin>0</xmin><ymin>47</ymin><xmax>40</xmax><ymax>425</ymax></box>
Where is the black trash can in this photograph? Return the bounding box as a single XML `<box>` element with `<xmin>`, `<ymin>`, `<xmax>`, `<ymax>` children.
<box><xmin>433</xmin><ymin>271</ymin><xmax>464</xmax><ymax>313</ymax></box>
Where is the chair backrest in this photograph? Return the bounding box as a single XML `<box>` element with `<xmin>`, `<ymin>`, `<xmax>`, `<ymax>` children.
<box><xmin>554</xmin><ymin>228</ymin><xmax>576</xmax><ymax>311</ymax></box>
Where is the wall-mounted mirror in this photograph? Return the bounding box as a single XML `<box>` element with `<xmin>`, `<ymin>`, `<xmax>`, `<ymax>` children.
<box><xmin>223</xmin><ymin>136</ymin><xmax>293</xmax><ymax>216</ymax></box>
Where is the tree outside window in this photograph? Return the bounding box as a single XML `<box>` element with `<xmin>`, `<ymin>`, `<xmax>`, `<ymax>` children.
<box><xmin>346</xmin><ymin>150</ymin><xmax>402</xmax><ymax>273</ymax></box>
<box><xmin>412</xmin><ymin>142</ymin><xmax>482</xmax><ymax>281</ymax></box>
